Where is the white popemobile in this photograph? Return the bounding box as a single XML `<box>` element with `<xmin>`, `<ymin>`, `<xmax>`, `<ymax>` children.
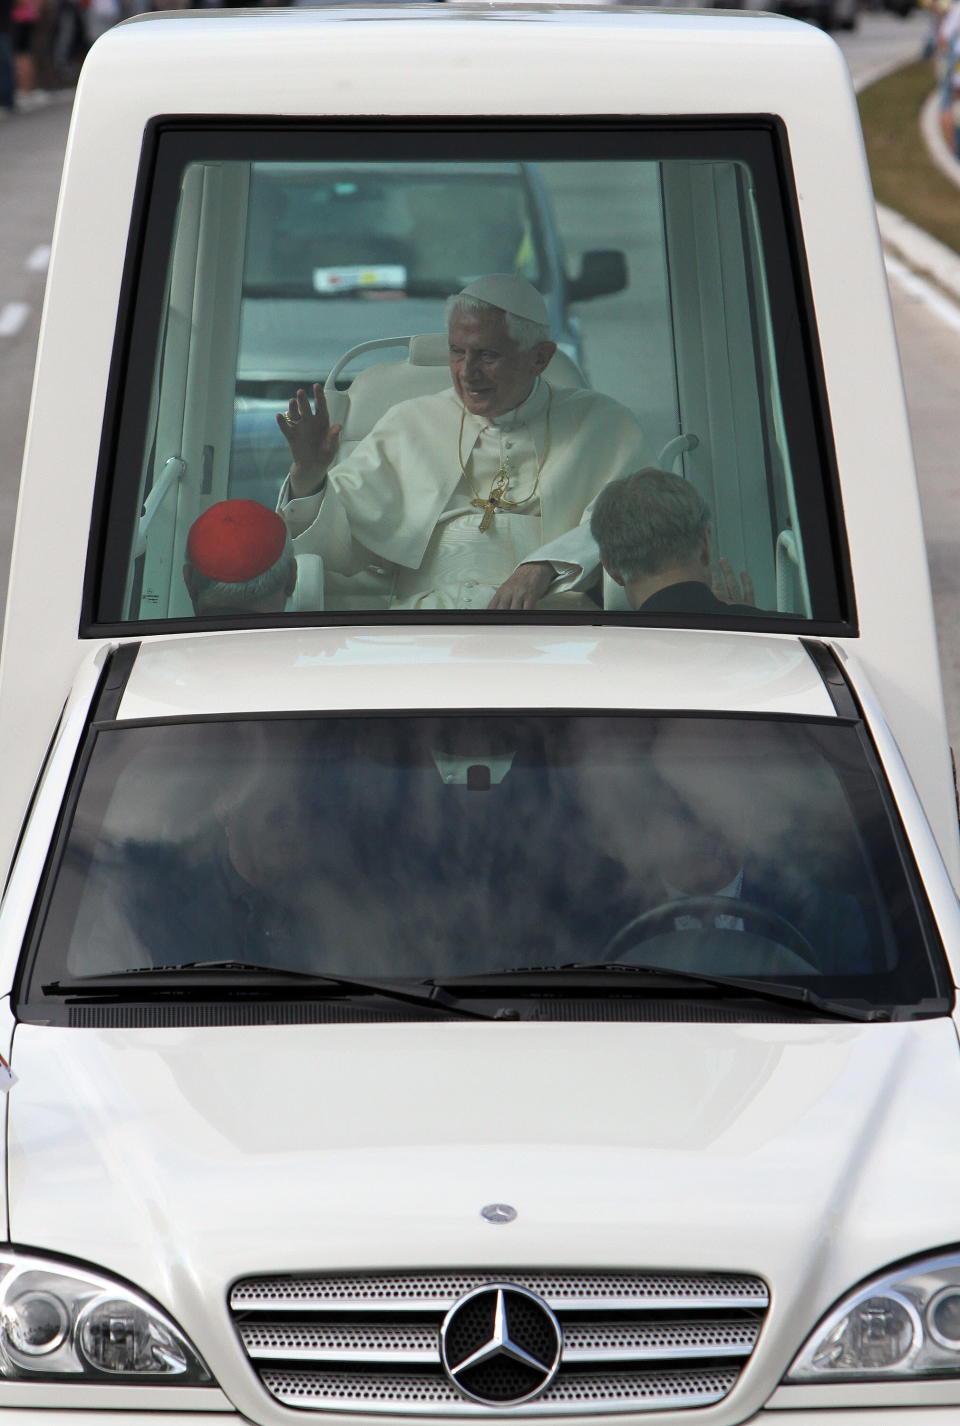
<box><xmin>0</xmin><ymin>8</ymin><xmax>959</xmax><ymax>1426</ymax></box>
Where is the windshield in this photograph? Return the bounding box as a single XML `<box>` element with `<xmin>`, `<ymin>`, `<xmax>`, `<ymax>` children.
<box><xmin>92</xmin><ymin>127</ymin><xmax>846</xmax><ymax>629</ymax></box>
<box><xmin>23</xmin><ymin>714</ymin><xmax>943</xmax><ymax>1017</ymax></box>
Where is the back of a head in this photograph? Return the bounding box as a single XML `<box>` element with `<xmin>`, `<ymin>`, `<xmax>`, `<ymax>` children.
<box><xmin>185</xmin><ymin>500</ymin><xmax>295</xmax><ymax>614</ymax></box>
<box><xmin>591</xmin><ymin>467</ymin><xmax>710</xmax><ymax>582</ymax></box>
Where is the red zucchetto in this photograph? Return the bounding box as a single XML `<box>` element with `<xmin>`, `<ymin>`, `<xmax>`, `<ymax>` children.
<box><xmin>186</xmin><ymin>501</ymin><xmax>288</xmax><ymax>583</ymax></box>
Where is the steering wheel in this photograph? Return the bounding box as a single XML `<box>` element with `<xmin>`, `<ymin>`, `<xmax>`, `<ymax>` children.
<box><xmin>602</xmin><ymin>895</ymin><xmax>819</xmax><ymax>971</ymax></box>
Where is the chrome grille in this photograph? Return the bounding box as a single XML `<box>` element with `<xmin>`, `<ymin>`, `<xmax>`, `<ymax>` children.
<box><xmin>230</xmin><ymin>1270</ymin><xmax>767</xmax><ymax>1415</ymax></box>
<box><xmin>230</xmin><ymin>1270</ymin><xmax>767</xmax><ymax>1311</ymax></box>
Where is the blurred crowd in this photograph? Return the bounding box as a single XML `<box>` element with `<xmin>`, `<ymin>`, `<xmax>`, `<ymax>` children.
<box><xmin>926</xmin><ymin>0</ymin><xmax>960</xmax><ymax>156</ymax></box>
<box><xmin>2</xmin><ymin>0</ymin><xmax>93</xmax><ymax>113</ymax></box>
<box><xmin>0</xmin><ymin>0</ymin><xmax>286</xmax><ymax>115</ymax></box>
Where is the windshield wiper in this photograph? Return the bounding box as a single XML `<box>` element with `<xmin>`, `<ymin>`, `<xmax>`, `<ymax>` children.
<box><xmin>43</xmin><ymin>961</ymin><xmax>890</xmax><ymax>1024</ymax></box>
<box><xmin>42</xmin><ymin>961</ymin><xmax>499</xmax><ymax>1021</ymax></box>
<box><xmin>431</xmin><ymin>963</ymin><xmax>888</xmax><ymax>1023</ymax></box>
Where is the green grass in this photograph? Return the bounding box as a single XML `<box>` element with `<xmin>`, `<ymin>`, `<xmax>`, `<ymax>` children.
<box><xmin>858</xmin><ymin>59</ymin><xmax>960</xmax><ymax>254</ymax></box>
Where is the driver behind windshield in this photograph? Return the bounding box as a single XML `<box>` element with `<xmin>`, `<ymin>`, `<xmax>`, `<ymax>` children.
<box><xmin>602</xmin><ymin>720</ymin><xmax>873</xmax><ymax>977</ymax></box>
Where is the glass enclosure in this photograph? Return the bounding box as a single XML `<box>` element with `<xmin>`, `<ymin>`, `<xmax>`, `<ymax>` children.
<box><xmin>24</xmin><ymin>714</ymin><xmax>943</xmax><ymax>1016</ymax></box>
<box><xmin>91</xmin><ymin>126</ymin><xmax>847</xmax><ymax>628</ymax></box>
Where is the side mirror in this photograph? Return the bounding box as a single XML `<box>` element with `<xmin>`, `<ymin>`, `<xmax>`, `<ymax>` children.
<box><xmin>567</xmin><ymin>249</ymin><xmax>628</xmax><ymax>302</ymax></box>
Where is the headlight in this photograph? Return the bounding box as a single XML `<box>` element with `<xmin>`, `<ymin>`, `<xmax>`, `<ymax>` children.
<box><xmin>788</xmin><ymin>1252</ymin><xmax>960</xmax><ymax>1382</ymax></box>
<box><xmin>0</xmin><ymin>1254</ymin><xmax>210</xmax><ymax>1382</ymax></box>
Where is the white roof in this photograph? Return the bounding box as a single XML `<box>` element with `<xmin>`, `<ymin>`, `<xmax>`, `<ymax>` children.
<box><xmin>117</xmin><ymin>627</ymin><xmax>835</xmax><ymax>721</ymax></box>
<box><xmin>82</xmin><ymin>6</ymin><xmax>844</xmax><ymax>123</ymax></box>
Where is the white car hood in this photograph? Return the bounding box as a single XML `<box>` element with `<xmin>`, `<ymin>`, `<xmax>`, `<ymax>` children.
<box><xmin>7</xmin><ymin>1018</ymin><xmax>960</xmax><ymax>1402</ymax></box>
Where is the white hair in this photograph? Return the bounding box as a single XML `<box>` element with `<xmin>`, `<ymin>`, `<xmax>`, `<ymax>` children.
<box><xmin>191</xmin><ymin>533</ymin><xmax>295</xmax><ymax>609</ymax></box>
<box><xmin>445</xmin><ymin>294</ymin><xmax>551</xmax><ymax>350</ymax></box>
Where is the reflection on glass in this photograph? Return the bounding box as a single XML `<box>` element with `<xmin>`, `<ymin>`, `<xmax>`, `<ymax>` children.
<box><xmin>109</xmin><ymin>147</ymin><xmax>828</xmax><ymax>624</ymax></box>
<box><xmin>30</xmin><ymin>716</ymin><xmax>938</xmax><ymax>1011</ymax></box>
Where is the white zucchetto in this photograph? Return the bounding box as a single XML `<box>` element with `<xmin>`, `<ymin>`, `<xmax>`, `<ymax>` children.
<box><xmin>456</xmin><ymin>273</ymin><xmax>550</xmax><ymax>327</ymax></box>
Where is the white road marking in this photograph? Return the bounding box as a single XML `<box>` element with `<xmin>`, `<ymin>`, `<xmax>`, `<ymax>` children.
<box><xmin>884</xmin><ymin>252</ymin><xmax>960</xmax><ymax>335</ymax></box>
<box><xmin>25</xmin><ymin>246</ymin><xmax>50</xmax><ymax>273</ymax></box>
<box><xmin>0</xmin><ymin>303</ymin><xmax>30</xmax><ymax>338</ymax></box>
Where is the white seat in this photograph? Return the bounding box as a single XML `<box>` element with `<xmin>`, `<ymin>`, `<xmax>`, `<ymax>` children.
<box><xmin>290</xmin><ymin>553</ymin><xmax>325</xmax><ymax>612</ymax></box>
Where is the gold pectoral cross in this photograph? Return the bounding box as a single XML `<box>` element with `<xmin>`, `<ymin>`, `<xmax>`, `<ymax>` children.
<box><xmin>471</xmin><ymin>493</ymin><xmax>503</xmax><ymax>533</ymax></box>
<box><xmin>471</xmin><ymin>469</ymin><xmax>512</xmax><ymax>533</ymax></box>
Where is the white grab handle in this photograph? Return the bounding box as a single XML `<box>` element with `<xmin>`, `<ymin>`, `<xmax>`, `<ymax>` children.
<box><xmin>657</xmin><ymin>433</ymin><xmax>700</xmax><ymax>472</ymax></box>
<box><xmin>135</xmin><ymin>456</ymin><xmax>186</xmax><ymax>558</ymax></box>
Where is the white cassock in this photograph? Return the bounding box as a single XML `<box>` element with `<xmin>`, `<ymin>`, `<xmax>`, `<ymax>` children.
<box><xmin>278</xmin><ymin>378</ymin><xmax>651</xmax><ymax>610</ymax></box>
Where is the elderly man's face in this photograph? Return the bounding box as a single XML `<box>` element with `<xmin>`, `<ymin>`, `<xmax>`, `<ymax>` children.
<box><xmin>448</xmin><ymin>309</ymin><xmax>554</xmax><ymax>418</ymax></box>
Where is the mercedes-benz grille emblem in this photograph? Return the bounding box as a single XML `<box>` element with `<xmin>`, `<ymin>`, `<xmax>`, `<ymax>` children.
<box><xmin>440</xmin><ymin>1284</ymin><xmax>563</xmax><ymax>1406</ymax></box>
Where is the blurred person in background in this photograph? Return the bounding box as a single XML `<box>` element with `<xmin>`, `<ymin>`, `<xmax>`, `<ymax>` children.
<box><xmin>938</xmin><ymin>0</ymin><xmax>960</xmax><ymax>155</ymax></box>
<box><xmin>0</xmin><ymin>0</ymin><xmax>13</xmax><ymax>113</ymax></box>
<box><xmin>49</xmin><ymin>0</ymin><xmax>86</xmax><ymax>83</ymax></box>
<box><xmin>921</xmin><ymin>0</ymin><xmax>952</xmax><ymax>61</ymax></box>
<box><xmin>83</xmin><ymin>0</ymin><xmax>120</xmax><ymax>46</ymax></box>
<box><xmin>11</xmin><ymin>0</ymin><xmax>38</xmax><ymax>96</ymax></box>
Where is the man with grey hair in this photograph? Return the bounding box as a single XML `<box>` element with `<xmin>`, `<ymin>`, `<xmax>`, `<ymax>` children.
<box><xmin>275</xmin><ymin>273</ymin><xmax>651</xmax><ymax>611</ymax></box>
<box><xmin>590</xmin><ymin>467</ymin><xmax>755</xmax><ymax>613</ymax></box>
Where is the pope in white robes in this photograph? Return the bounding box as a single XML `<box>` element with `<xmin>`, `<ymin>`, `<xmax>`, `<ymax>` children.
<box><xmin>276</xmin><ymin>273</ymin><xmax>652</xmax><ymax>611</ymax></box>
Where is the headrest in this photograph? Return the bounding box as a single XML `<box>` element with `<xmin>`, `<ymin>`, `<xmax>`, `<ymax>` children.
<box><xmin>408</xmin><ymin>333</ymin><xmax>450</xmax><ymax>367</ymax></box>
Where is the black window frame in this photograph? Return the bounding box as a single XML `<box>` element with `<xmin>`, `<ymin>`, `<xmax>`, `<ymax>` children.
<box><xmin>84</xmin><ymin>116</ymin><xmax>855</xmax><ymax>637</ymax></box>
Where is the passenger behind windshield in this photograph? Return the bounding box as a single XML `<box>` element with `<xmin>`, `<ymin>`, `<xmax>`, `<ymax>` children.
<box><xmin>62</xmin><ymin>743</ymin><xmax>326</xmax><ymax>976</ymax></box>
<box><xmin>591</xmin><ymin>467</ymin><xmax>756</xmax><ymax>614</ymax></box>
<box><xmin>274</xmin><ymin>273</ymin><xmax>652</xmax><ymax>612</ymax></box>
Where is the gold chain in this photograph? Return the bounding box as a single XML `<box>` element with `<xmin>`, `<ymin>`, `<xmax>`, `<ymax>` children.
<box><xmin>458</xmin><ymin>384</ymin><xmax>553</xmax><ymax>526</ymax></box>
